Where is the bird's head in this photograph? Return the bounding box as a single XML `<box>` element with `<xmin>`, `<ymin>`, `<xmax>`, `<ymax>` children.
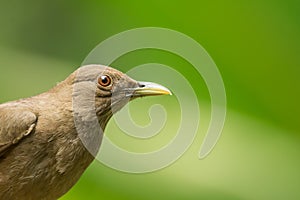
<box><xmin>66</xmin><ymin>64</ymin><xmax>171</xmax><ymax>155</ymax></box>
<box><xmin>70</xmin><ymin>65</ymin><xmax>171</xmax><ymax>131</ymax></box>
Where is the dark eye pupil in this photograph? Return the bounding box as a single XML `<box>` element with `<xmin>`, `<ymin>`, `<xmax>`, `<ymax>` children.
<box><xmin>102</xmin><ymin>76</ymin><xmax>108</xmax><ymax>84</ymax></box>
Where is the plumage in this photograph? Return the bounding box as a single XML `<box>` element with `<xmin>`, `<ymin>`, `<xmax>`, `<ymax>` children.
<box><xmin>0</xmin><ymin>65</ymin><xmax>171</xmax><ymax>199</ymax></box>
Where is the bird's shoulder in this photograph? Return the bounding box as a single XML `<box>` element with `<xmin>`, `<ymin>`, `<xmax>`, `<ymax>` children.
<box><xmin>0</xmin><ymin>102</ymin><xmax>37</xmax><ymax>157</ymax></box>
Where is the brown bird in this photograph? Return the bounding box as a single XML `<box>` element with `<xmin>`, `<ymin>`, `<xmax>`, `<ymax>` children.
<box><xmin>0</xmin><ymin>65</ymin><xmax>171</xmax><ymax>200</ymax></box>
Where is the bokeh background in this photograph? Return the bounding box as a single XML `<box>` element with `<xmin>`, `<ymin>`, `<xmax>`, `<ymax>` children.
<box><xmin>0</xmin><ymin>0</ymin><xmax>299</xmax><ymax>199</ymax></box>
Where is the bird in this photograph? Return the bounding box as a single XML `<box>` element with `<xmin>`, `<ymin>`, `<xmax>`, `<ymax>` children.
<box><xmin>0</xmin><ymin>64</ymin><xmax>171</xmax><ymax>200</ymax></box>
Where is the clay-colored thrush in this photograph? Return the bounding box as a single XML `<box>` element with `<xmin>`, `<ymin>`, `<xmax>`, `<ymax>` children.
<box><xmin>0</xmin><ymin>65</ymin><xmax>171</xmax><ymax>199</ymax></box>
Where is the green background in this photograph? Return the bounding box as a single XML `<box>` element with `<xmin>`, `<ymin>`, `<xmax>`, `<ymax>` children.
<box><xmin>0</xmin><ymin>0</ymin><xmax>299</xmax><ymax>199</ymax></box>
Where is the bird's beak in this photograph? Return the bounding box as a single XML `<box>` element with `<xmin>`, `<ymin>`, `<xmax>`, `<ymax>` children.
<box><xmin>132</xmin><ymin>82</ymin><xmax>172</xmax><ymax>97</ymax></box>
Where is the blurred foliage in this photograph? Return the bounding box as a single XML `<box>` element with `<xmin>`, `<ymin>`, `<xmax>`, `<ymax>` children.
<box><xmin>0</xmin><ymin>0</ymin><xmax>299</xmax><ymax>200</ymax></box>
<box><xmin>0</xmin><ymin>0</ymin><xmax>299</xmax><ymax>132</ymax></box>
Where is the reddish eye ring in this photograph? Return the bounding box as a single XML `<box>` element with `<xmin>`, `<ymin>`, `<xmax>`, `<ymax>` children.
<box><xmin>98</xmin><ymin>75</ymin><xmax>111</xmax><ymax>87</ymax></box>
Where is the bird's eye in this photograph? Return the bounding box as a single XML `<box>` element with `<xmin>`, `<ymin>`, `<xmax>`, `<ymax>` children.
<box><xmin>98</xmin><ymin>75</ymin><xmax>112</xmax><ymax>87</ymax></box>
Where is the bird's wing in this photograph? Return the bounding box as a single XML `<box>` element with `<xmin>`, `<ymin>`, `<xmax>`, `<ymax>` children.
<box><xmin>0</xmin><ymin>107</ymin><xmax>37</xmax><ymax>157</ymax></box>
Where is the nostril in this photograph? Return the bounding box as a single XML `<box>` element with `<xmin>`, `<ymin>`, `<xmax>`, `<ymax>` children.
<box><xmin>139</xmin><ymin>83</ymin><xmax>145</xmax><ymax>88</ymax></box>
